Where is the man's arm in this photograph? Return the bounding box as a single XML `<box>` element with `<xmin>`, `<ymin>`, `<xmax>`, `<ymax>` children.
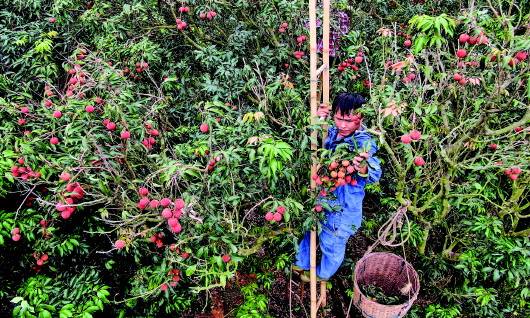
<box><xmin>353</xmin><ymin>136</ymin><xmax>382</xmax><ymax>184</ymax></box>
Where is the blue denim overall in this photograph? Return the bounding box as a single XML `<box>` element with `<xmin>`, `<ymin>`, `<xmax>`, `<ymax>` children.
<box><xmin>294</xmin><ymin>125</ymin><xmax>382</xmax><ymax>280</ymax></box>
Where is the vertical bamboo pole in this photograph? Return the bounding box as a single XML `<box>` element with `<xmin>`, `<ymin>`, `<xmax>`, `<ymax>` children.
<box><xmin>308</xmin><ymin>0</ymin><xmax>319</xmax><ymax>316</ymax></box>
<box><xmin>309</xmin><ymin>0</ymin><xmax>331</xmax><ymax>316</ymax></box>
<box><xmin>321</xmin><ymin>0</ymin><xmax>330</xmax><ymax>145</ymax></box>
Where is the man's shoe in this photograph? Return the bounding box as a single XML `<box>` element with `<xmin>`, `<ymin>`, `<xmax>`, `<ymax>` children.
<box><xmin>292</xmin><ymin>265</ymin><xmax>306</xmax><ymax>274</ymax></box>
<box><xmin>300</xmin><ymin>271</ymin><xmax>327</xmax><ymax>283</ymax></box>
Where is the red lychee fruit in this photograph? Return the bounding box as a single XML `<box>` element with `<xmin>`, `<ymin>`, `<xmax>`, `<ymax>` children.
<box><xmin>458</xmin><ymin>33</ymin><xmax>469</xmax><ymax>44</ymax></box>
<box><xmin>456</xmin><ymin>49</ymin><xmax>467</xmax><ymax>58</ymax></box>
<box><xmin>401</xmin><ymin>134</ymin><xmax>412</xmax><ymax>144</ymax></box>
<box><xmin>138</xmin><ymin>187</ymin><xmax>149</xmax><ymax>197</ymax></box>
<box><xmin>115</xmin><ymin>240</ymin><xmax>126</xmax><ymax>249</ymax></box>
<box><xmin>409</xmin><ymin>130</ymin><xmax>422</xmax><ymax>140</ymax></box>
<box><xmin>265</xmin><ymin>212</ymin><xmax>274</xmax><ymax>221</ymax></box>
<box><xmin>120</xmin><ymin>130</ymin><xmax>130</xmax><ymax>139</ymax></box>
<box><xmin>414</xmin><ymin>156</ymin><xmax>425</xmax><ymax>166</ymax></box>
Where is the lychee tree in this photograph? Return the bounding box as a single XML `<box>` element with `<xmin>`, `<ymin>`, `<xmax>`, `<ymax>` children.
<box><xmin>0</xmin><ymin>0</ymin><xmax>529</xmax><ymax>317</ymax></box>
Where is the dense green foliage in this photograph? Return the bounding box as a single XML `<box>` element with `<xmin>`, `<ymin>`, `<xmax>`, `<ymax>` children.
<box><xmin>1</xmin><ymin>0</ymin><xmax>529</xmax><ymax>317</ymax></box>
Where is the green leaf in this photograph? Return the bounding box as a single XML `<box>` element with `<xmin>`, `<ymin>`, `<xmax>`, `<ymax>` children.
<box><xmin>12</xmin><ymin>296</ymin><xmax>24</xmax><ymax>304</ymax></box>
<box><xmin>185</xmin><ymin>265</ymin><xmax>196</xmax><ymax>276</ymax></box>
<box><xmin>38</xmin><ymin>310</ymin><xmax>52</xmax><ymax>318</ymax></box>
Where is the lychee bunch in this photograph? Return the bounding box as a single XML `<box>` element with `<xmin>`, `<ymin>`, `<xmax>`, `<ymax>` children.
<box><xmin>56</xmin><ymin>181</ymin><xmax>85</xmax><ymax>219</ymax></box>
<box><xmin>137</xmin><ymin>187</ymin><xmax>185</xmax><ymax>234</ymax></box>
<box><xmin>264</xmin><ymin>205</ymin><xmax>287</xmax><ymax>223</ymax></box>
<box><xmin>11</xmin><ymin>227</ymin><xmax>21</xmax><ymax>241</ymax></box>
<box><xmin>206</xmin><ymin>156</ymin><xmax>222</xmax><ymax>172</ymax></box>
<box><xmin>167</xmin><ymin>268</ymin><xmax>181</xmax><ymax>287</ymax></box>
<box><xmin>504</xmin><ymin>166</ymin><xmax>522</xmax><ymax>180</ymax></box>
<box><xmin>199</xmin><ymin>10</ymin><xmax>217</xmax><ymax>20</ymax></box>
<box><xmin>400</xmin><ymin>129</ymin><xmax>422</xmax><ymax>144</ymax></box>
<box><xmin>278</xmin><ymin>22</ymin><xmax>288</xmax><ymax>33</ymax></box>
<box><xmin>149</xmin><ymin>232</ymin><xmax>165</xmax><ymax>248</ymax></box>
<box><xmin>175</xmin><ymin>18</ymin><xmax>188</xmax><ymax>30</ymax></box>
<box><xmin>142</xmin><ymin>122</ymin><xmax>159</xmax><ymax>150</ymax></box>
<box><xmin>11</xmin><ymin>158</ymin><xmax>42</xmax><ymax>180</ymax></box>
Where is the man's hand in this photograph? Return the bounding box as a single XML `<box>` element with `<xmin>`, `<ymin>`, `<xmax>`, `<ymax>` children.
<box><xmin>353</xmin><ymin>156</ymin><xmax>368</xmax><ymax>175</ymax></box>
<box><xmin>317</xmin><ymin>104</ymin><xmax>330</xmax><ymax>119</ymax></box>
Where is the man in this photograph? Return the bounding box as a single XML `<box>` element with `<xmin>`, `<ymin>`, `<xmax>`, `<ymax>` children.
<box><xmin>294</xmin><ymin>92</ymin><xmax>382</xmax><ymax>282</ymax></box>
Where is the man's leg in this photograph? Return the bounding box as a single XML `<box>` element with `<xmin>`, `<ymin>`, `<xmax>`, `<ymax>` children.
<box><xmin>294</xmin><ymin>231</ymin><xmax>311</xmax><ymax>270</ymax></box>
<box><xmin>317</xmin><ymin>228</ymin><xmax>349</xmax><ymax>280</ymax></box>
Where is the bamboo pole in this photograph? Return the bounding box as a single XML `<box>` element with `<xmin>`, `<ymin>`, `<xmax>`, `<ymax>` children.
<box><xmin>309</xmin><ymin>0</ymin><xmax>330</xmax><ymax>317</ymax></box>
<box><xmin>321</xmin><ymin>0</ymin><xmax>330</xmax><ymax>144</ymax></box>
<box><xmin>308</xmin><ymin>0</ymin><xmax>318</xmax><ymax>316</ymax></box>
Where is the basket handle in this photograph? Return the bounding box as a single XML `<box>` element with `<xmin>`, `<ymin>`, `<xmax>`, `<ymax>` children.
<box><xmin>364</xmin><ymin>200</ymin><xmax>411</xmax><ymax>257</ymax></box>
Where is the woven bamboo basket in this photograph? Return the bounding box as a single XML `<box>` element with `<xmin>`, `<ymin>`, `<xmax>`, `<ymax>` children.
<box><xmin>353</xmin><ymin>252</ymin><xmax>419</xmax><ymax>318</ymax></box>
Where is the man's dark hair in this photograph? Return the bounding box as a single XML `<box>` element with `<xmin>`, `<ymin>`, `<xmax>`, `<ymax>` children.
<box><xmin>331</xmin><ymin>93</ymin><xmax>367</xmax><ymax>115</ymax></box>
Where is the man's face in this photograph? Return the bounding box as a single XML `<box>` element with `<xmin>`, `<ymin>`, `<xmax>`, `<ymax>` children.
<box><xmin>334</xmin><ymin>111</ymin><xmax>362</xmax><ymax>137</ymax></box>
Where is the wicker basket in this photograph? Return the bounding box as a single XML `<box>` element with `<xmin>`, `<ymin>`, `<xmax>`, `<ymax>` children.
<box><xmin>353</xmin><ymin>252</ymin><xmax>419</xmax><ymax>318</ymax></box>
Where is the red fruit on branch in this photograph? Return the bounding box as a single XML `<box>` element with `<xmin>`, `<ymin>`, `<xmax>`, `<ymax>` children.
<box><xmin>456</xmin><ymin>49</ymin><xmax>467</xmax><ymax>58</ymax></box>
<box><xmin>174</xmin><ymin>198</ymin><xmax>185</xmax><ymax>209</ymax></box>
<box><xmin>199</xmin><ymin>123</ymin><xmax>209</xmax><ymax>133</ymax></box>
<box><xmin>61</xmin><ymin>210</ymin><xmax>72</xmax><ymax>219</ymax></box>
<box><xmin>106</xmin><ymin>122</ymin><xmax>116</xmax><ymax>131</ymax></box>
<box><xmin>160</xmin><ymin>198</ymin><xmax>171</xmax><ymax>207</ymax></box>
<box><xmin>53</xmin><ymin>110</ymin><xmax>62</xmax><ymax>118</ymax></box>
<box><xmin>50</xmin><ymin>137</ymin><xmax>59</xmax><ymax>145</ymax></box>
<box><xmin>59</xmin><ymin>172</ymin><xmax>71</xmax><ymax>182</ymax></box>
<box><xmin>272</xmin><ymin>212</ymin><xmax>282</xmax><ymax>222</ymax></box>
<box><xmin>354</xmin><ymin>56</ymin><xmax>363</xmax><ymax>64</ymax></box>
<box><xmin>511</xmin><ymin>166</ymin><xmax>522</xmax><ymax>175</ymax></box>
<box><xmin>453</xmin><ymin>73</ymin><xmax>463</xmax><ymax>81</ymax></box>
<box><xmin>314</xmin><ymin>205</ymin><xmax>322</xmax><ymax>212</ymax></box>
<box><xmin>467</xmin><ymin>36</ymin><xmax>477</xmax><ymax>45</ymax></box>
<box><xmin>138</xmin><ymin>187</ymin><xmax>149</xmax><ymax>197</ymax></box>
<box><xmin>488</xmin><ymin>143</ymin><xmax>498</xmax><ymax>150</ymax></box>
<box><xmin>414</xmin><ymin>156</ymin><xmax>425</xmax><ymax>166</ymax></box>
<box><xmin>120</xmin><ymin>130</ymin><xmax>130</xmax><ymax>139</ymax></box>
<box><xmin>404</xmin><ymin>39</ymin><xmax>412</xmax><ymax>48</ymax></box>
<box><xmin>515</xmin><ymin>51</ymin><xmax>528</xmax><ymax>61</ymax></box>
<box><xmin>170</xmin><ymin>226</ymin><xmax>180</xmax><ymax>235</ymax></box>
<box><xmin>85</xmin><ymin>105</ymin><xmax>95</xmax><ymax>113</ymax></box>
<box><xmin>400</xmin><ymin>134</ymin><xmax>412</xmax><ymax>144</ymax></box>
<box><xmin>161</xmin><ymin>208</ymin><xmax>173</xmax><ymax>219</ymax></box>
<box><xmin>514</xmin><ymin>126</ymin><xmax>523</xmax><ymax>133</ymax></box>
<box><xmin>265</xmin><ymin>212</ymin><xmax>274</xmax><ymax>221</ymax></box>
<box><xmin>168</xmin><ymin>218</ymin><xmax>179</xmax><ymax>228</ymax></box>
<box><xmin>115</xmin><ymin>240</ymin><xmax>126</xmax><ymax>249</ymax></box>
<box><xmin>137</xmin><ymin>197</ymin><xmax>150</xmax><ymax>209</ymax></box>
<box><xmin>149</xmin><ymin>199</ymin><xmax>160</xmax><ymax>209</ymax></box>
<box><xmin>458</xmin><ymin>33</ymin><xmax>469</xmax><ymax>44</ymax></box>
<box><xmin>409</xmin><ymin>130</ymin><xmax>421</xmax><ymax>140</ymax></box>
<box><xmin>221</xmin><ymin>254</ymin><xmax>231</xmax><ymax>263</ymax></box>
<box><xmin>276</xmin><ymin>206</ymin><xmax>286</xmax><ymax>214</ymax></box>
